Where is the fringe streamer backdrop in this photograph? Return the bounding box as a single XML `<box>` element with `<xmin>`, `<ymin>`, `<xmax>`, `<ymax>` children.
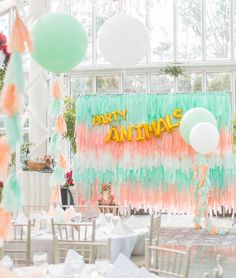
<box><xmin>75</xmin><ymin>92</ymin><xmax>236</xmax><ymax>211</ymax></box>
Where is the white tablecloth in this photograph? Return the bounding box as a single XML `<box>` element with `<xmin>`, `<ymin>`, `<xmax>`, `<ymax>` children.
<box><xmin>19</xmin><ymin>171</ymin><xmax>52</xmax><ymax>206</ymax></box>
<box><xmin>31</xmin><ymin>225</ymin><xmax>148</xmax><ymax>264</ymax></box>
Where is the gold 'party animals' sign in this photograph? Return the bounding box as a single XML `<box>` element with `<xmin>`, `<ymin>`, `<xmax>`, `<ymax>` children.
<box><xmin>92</xmin><ymin>108</ymin><xmax>183</xmax><ymax>143</ymax></box>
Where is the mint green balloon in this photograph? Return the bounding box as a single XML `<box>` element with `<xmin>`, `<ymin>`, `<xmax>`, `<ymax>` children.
<box><xmin>31</xmin><ymin>13</ymin><xmax>87</xmax><ymax>73</ymax></box>
<box><xmin>180</xmin><ymin>107</ymin><xmax>217</xmax><ymax>144</ymax></box>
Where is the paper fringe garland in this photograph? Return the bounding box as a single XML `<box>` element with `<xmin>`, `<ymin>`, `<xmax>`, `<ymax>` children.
<box><xmin>75</xmin><ymin>92</ymin><xmax>236</xmax><ymax>210</ymax></box>
<box><xmin>0</xmin><ymin>12</ymin><xmax>32</xmax><ymax>239</ymax></box>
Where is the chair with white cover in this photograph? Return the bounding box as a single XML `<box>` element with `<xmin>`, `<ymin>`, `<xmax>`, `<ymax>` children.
<box><xmin>3</xmin><ymin>219</ymin><xmax>32</xmax><ymax>266</ymax></box>
<box><xmin>145</xmin><ymin>241</ymin><xmax>191</xmax><ymax>278</ymax></box>
<box><xmin>51</xmin><ymin>218</ymin><xmax>110</xmax><ymax>263</ymax></box>
<box><xmin>131</xmin><ymin>212</ymin><xmax>162</xmax><ymax>267</ymax></box>
<box><xmin>149</xmin><ymin>212</ymin><xmax>162</xmax><ymax>245</ymax></box>
<box><xmin>96</xmin><ymin>203</ymin><xmax>131</xmax><ymax>219</ymax></box>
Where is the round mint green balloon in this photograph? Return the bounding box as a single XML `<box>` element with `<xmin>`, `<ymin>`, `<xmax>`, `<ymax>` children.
<box><xmin>31</xmin><ymin>13</ymin><xmax>87</xmax><ymax>73</ymax></box>
<box><xmin>180</xmin><ymin>107</ymin><xmax>217</xmax><ymax>144</ymax></box>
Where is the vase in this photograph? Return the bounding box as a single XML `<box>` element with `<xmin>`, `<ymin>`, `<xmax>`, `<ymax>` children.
<box><xmin>60</xmin><ymin>188</ymin><xmax>74</xmax><ymax>208</ymax></box>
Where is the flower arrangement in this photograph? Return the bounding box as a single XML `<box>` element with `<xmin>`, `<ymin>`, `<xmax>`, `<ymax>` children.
<box><xmin>64</xmin><ymin>170</ymin><xmax>74</xmax><ymax>189</ymax></box>
<box><xmin>0</xmin><ymin>33</ymin><xmax>10</xmax><ymax>91</ymax></box>
<box><xmin>98</xmin><ymin>183</ymin><xmax>116</xmax><ymax>206</ymax></box>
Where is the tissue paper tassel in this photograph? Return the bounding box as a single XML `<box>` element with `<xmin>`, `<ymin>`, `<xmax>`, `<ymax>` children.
<box><xmin>7</xmin><ymin>12</ymin><xmax>33</xmax><ymax>53</ymax></box>
<box><xmin>58</xmin><ymin>153</ymin><xmax>68</xmax><ymax>171</ymax></box>
<box><xmin>0</xmin><ymin>83</ymin><xmax>21</xmax><ymax>116</ymax></box>
<box><xmin>50</xmin><ymin>185</ymin><xmax>62</xmax><ymax>204</ymax></box>
<box><xmin>6</xmin><ymin>115</ymin><xmax>22</xmax><ymax>150</ymax></box>
<box><xmin>0</xmin><ymin>207</ymin><xmax>12</xmax><ymax>240</ymax></box>
<box><xmin>2</xmin><ymin>173</ymin><xmax>22</xmax><ymax>212</ymax></box>
<box><xmin>0</xmin><ymin>136</ymin><xmax>11</xmax><ymax>181</ymax></box>
<box><xmin>55</xmin><ymin>115</ymin><xmax>67</xmax><ymax>135</ymax></box>
<box><xmin>51</xmin><ymin>81</ymin><xmax>61</xmax><ymax>98</ymax></box>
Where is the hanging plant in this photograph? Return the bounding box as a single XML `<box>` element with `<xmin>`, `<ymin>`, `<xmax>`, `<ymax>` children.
<box><xmin>159</xmin><ymin>65</ymin><xmax>184</xmax><ymax>78</ymax></box>
<box><xmin>64</xmin><ymin>96</ymin><xmax>76</xmax><ymax>154</ymax></box>
<box><xmin>0</xmin><ymin>33</ymin><xmax>10</xmax><ymax>91</ymax></box>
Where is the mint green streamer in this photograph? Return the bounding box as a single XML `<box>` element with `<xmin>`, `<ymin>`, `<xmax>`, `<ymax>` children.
<box><xmin>76</xmin><ymin>92</ymin><xmax>231</xmax><ymax>129</ymax></box>
<box><xmin>4</xmin><ymin>52</ymin><xmax>24</xmax><ymax>93</ymax></box>
<box><xmin>6</xmin><ymin>114</ymin><xmax>22</xmax><ymax>150</ymax></box>
<box><xmin>2</xmin><ymin>173</ymin><xmax>22</xmax><ymax>212</ymax></box>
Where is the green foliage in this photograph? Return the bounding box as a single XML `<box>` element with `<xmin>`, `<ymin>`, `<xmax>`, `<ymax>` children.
<box><xmin>0</xmin><ymin>62</ymin><xmax>7</xmax><ymax>91</ymax></box>
<box><xmin>207</xmin><ymin>74</ymin><xmax>230</xmax><ymax>92</ymax></box>
<box><xmin>64</xmin><ymin>96</ymin><xmax>76</xmax><ymax>154</ymax></box>
<box><xmin>160</xmin><ymin>65</ymin><xmax>184</xmax><ymax>78</ymax></box>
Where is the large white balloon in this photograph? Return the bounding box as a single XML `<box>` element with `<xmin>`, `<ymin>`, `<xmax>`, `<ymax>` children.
<box><xmin>190</xmin><ymin>123</ymin><xmax>220</xmax><ymax>155</ymax></box>
<box><xmin>98</xmin><ymin>15</ymin><xmax>149</xmax><ymax>67</ymax></box>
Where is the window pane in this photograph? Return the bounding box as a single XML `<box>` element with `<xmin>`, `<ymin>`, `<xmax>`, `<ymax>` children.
<box><xmin>0</xmin><ymin>12</ymin><xmax>10</xmax><ymax>38</ymax></box>
<box><xmin>206</xmin><ymin>73</ymin><xmax>230</xmax><ymax>91</ymax></box>
<box><xmin>206</xmin><ymin>0</ymin><xmax>230</xmax><ymax>60</ymax></box>
<box><xmin>72</xmin><ymin>0</ymin><xmax>92</xmax><ymax>65</ymax></box>
<box><xmin>71</xmin><ymin>77</ymin><xmax>92</xmax><ymax>96</ymax></box>
<box><xmin>124</xmin><ymin>75</ymin><xmax>147</xmax><ymax>93</ymax></box>
<box><xmin>96</xmin><ymin>76</ymin><xmax>120</xmax><ymax>93</ymax></box>
<box><xmin>150</xmin><ymin>0</ymin><xmax>173</xmax><ymax>62</ymax></box>
<box><xmin>177</xmin><ymin>0</ymin><xmax>201</xmax><ymax>60</ymax></box>
<box><xmin>150</xmin><ymin>74</ymin><xmax>174</xmax><ymax>93</ymax></box>
<box><xmin>178</xmin><ymin>73</ymin><xmax>202</xmax><ymax>92</ymax></box>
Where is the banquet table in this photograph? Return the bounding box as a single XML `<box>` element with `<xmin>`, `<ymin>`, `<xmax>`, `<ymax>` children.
<box><xmin>31</xmin><ymin>223</ymin><xmax>149</xmax><ymax>263</ymax></box>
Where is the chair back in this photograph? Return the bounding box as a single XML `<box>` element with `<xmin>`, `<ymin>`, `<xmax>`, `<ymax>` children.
<box><xmin>3</xmin><ymin>219</ymin><xmax>32</xmax><ymax>266</ymax></box>
<box><xmin>51</xmin><ymin>218</ymin><xmax>98</xmax><ymax>263</ymax></box>
<box><xmin>97</xmin><ymin>203</ymin><xmax>131</xmax><ymax>219</ymax></box>
<box><xmin>145</xmin><ymin>242</ymin><xmax>191</xmax><ymax>278</ymax></box>
<box><xmin>23</xmin><ymin>204</ymin><xmax>48</xmax><ymax>217</ymax></box>
<box><xmin>149</xmin><ymin>212</ymin><xmax>161</xmax><ymax>245</ymax></box>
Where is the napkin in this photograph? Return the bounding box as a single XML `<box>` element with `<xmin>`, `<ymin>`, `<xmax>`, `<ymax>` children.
<box><xmin>15</xmin><ymin>210</ymin><xmax>28</xmax><ymax>225</ymax></box>
<box><xmin>111</xmin><ymin>222</ymin><xmax>134</xmax><ymax>235</ymax></box>
<box><xmin>64</xmin><ymin>249</ymin><xmax>84</xmax><ymax>276</ymax></box>
<box><xmin>54</xmin><ymin>206</ymin><xmax>66</xmax><ymax>224</ymax></box>
<box><xmin>125</xmin><ymin>216</ymin><xmax>143</xmax><ymax>230</ymax></box>
<box><xmin>64</xmin><ymin>206</ymin><xmax>76</xmax><ymax>221</ymax></box>
<box><xmin>96</xmin><ymin>213</ymin><xmax>108</xmax><ymax>226</ymax></box>
<box><xmin>106</xmin><ymin>253</ymin><xmax>138</xmax><ymax>278</ymax></box>
<box><xmin>132</xmin><ymin>267</ymin><xmax>157</xmax><ymax>278</ymax></box>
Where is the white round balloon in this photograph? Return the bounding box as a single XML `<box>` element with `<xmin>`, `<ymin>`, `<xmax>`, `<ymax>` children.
<box><xmin>190</xmin><ymin>123</ymin><xmax>220</xmax><ymax>155</ymax></box>
<box><xmin>98</xmin><ymin>15</ymin><xmax>149</xmax><ymax>67</ymax></box>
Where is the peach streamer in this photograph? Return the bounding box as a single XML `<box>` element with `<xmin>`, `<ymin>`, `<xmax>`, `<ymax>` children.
<box><xmin>0</xmin><ymin>84</ymin><xmax>21</xmax><ymax>116</ymax></box>
<box><xmin>8</xmin><ymin>12</ymin><xmax>33</xmax><ymax>53</ymax></box>
<box><xmin>76</xmin><ymin>125</ymin><xmax>232</xmax><ymax>161</ymax></box>
<box><xmin>55</xmin><ymin>115</ymin><xmax>67</xmax><ymax>135</ymax></box>
<box><xmin>58</xmin><ymin>154</ymin><xmax>68</xmax><ymax>170</ymax></box>
<box><xmin>0</xmin><ymin>136</ymin><xmax>11</xmax><ymax>181</ymax></box>
<box><xmin>0</xmin><ymin>207</ymin><xmax>12</xmax><ymax>240</ymax></box>
<box><xmin>51</xmin><ymin>81</ymin><xmax>61</xmax><ymax>99</ymax></box>
<box><xmin>50</xmin><ymin>185</ymin><xmax>62</xmax><ymax>204</ymax></box>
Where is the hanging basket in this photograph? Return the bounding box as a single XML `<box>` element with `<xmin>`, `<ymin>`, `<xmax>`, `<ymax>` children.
<box><xmin>27</xmin><ymin>161</ymin><xmax>47</xmax><ymax>171</ymax></box>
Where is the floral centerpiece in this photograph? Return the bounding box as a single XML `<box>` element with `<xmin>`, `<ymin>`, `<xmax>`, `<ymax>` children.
<box><xmin>63</xmin><ymin>170</ymin><xmax>74</xmax><ymax>189</ymax></box>
<box><xmin>98</xmin><ymin>183</ymin><xmax>116</xmax><ymax>206</ymax></box>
